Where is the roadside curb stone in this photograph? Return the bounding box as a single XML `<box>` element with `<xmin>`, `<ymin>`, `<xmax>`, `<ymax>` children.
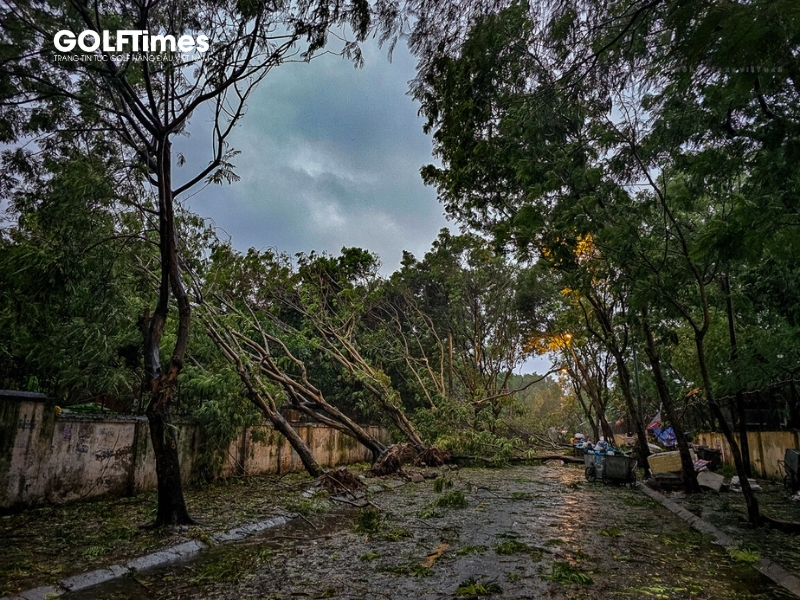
<box><xmin>2</xmin><ymin>474</ymin><xmax>396</xmax><ymax>600</ymax></box>
<box><xmin>1</xmin><ymin>515</ymin><xmax>292</xmax><ymax>599</ymax></box>
<box><xmin>638</xmin><ymin>482</ymin><xmax>800</xmax><ymax>598</ymax></box>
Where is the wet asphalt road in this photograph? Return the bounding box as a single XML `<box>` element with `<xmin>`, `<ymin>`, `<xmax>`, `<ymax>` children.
<box><xmin>67</xmin><ymin>465</ymin><xmax>794</xmax><ymax>600</ymax></box>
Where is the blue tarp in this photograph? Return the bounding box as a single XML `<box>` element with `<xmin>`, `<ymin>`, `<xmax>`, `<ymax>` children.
<box><xmin>652</xmin><ymin>426</ymin><xmax>677</xmax><ymax>447</ymax></box>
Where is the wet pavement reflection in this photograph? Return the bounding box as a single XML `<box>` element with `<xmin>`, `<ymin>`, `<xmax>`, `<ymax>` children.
<box><xmin>67</xmin><ymin>465</ymin><xmax>794</xmax><ymax>600</ymax></box>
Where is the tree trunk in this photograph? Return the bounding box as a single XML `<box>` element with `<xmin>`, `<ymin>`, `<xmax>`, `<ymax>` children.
<box><xmin>640</xmin><ymin>309</ymin><xmax>699</xmax><ymax>492</ymax></box>
<box><xmin>695</xmin><ymin>334</ymin><xmax>760</xmax><ymax>525</ymax></box>
<box><xmin>609</xmin><ymin>347</ymin><xmax>651</xmax><ymax>476</ymax></box>
<box><xmin>146</xmin><ymin>396</ymin><xmax>194</xmax><ymax>525</ymax></box>
<box><xmin>386</xmin><ymin>402</ymin><xmax>425</xmax><ymax>448</ymax></box>
<box><xmin>287</xmin><ymin>391</ymin><xmax>386</xmax><ymax>462</ymax></box>
<box><xmin>568</xmin><ymin>354</ymin><xmax>613</xmax><ymax>442</ymax></box>
<box><xmin>574</xmin><ymin>386</ymin><xmax>599</xmax><ymax>440</ymax></box>
<box><xmin>268</xmin><ymin>410</ymin><xmax>322</xmax><ymax>477</ymax></box>
<box><xmin>143</xmin><ymin>138</ymin><xmax>194</xmax><ymax>526</ymax></box>
<box><xmin>722</xmin><ymin>274</ymin><xmax>752</xmax><ymax>477</ymax></box>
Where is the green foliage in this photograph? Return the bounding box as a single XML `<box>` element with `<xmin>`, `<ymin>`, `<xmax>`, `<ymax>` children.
<box><xmin>431</xmin><ymin>491</ymin><xmax>467</xmax><ymax>509</ymax></box>
<box><xmin>358</xmin><ymin>552</ymin><xmax>380</xmax><ymax>561</ymax></box>
<box><xmin>381</xmin><ymin>527</ymin><xmax>412</xmax><ymax>541</ymax></box>
<box><xmin>352</xmin><ymin>508</ymin><xmax>382</xmax><ymax>534</ymax></box>
<box><xmin>190</xmin><ymin>545</ymin><xmax>274</xmax><ymax>584</ymax></box>
<box><xmin>599</xmin><ymin>527</ymin><xmax>623</xmax><ymax>538</ymax></box>
<box><xmin>727</xmin><ymin>544</ymin><xmax>761</xmax><ymax>565</ymax></box>
<box><xmin>492</xmin><ymin>539</ymin><xmax>542</xmax><ymax>560</ymax></box>
<box><xmin>414</xmin><ymin>0</ymin><xmax>800</xmax><ymax>497</ymax></box>
<box><xmin>456</xmin><ymin>545</ymin><xmax>488</xmax><ymax>556</ymax></box>
<box><xmin>455</xmin><ymin>577</ymin><xmax>503</xmax><ymax>596</ymax></box>
<box><xmin>185</xmin><ymin>366</ymin><xmax>262</xmax><ymax>483</ymax></box>
<box><xmin>543</xmin><ymin>561</ymin><xmax>594</xmax><ymax>585</ymax></box>
<box><xmin>0</xmin><ymin>151</ymin><xmax>149</xmax><ymax>404</ymax></box>
<box><xmin>433</xmin><ymin>477</ymin><xmax>453</xmax><ymax>493</ymax></box>
<box><xmin>434</xmin><ymin>429</ymin><xmax>521</xmax><ymax>461</ymax></box>
<box><xmin>284</xmin><ymin>497</ymin><xmax>325</xmax><ymax>517</ymax></box>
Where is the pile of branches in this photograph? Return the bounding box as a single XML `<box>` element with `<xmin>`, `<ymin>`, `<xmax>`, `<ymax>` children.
<box><xmin>318</xmin><ymin>468</ymin><xmax>365</xmax><ymax>494</ymax></box>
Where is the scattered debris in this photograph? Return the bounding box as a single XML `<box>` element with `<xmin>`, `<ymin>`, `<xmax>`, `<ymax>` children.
<box><xmin>368</xmin><ymin>444</ymin><xmax>418</xmax><ymax>476</ymax></box>
<box><xmin>695</xmin><ymin>445</ymin><xmax>723</xmax><ymax>470</ymax></box>
<box><xmin>318</xmin><ymin>468</ymin><xmax>365</xmax><ymax>495</ymax></box>
<box><xmin>598</xmin><ymin>527</ymin><xmax>623</xmax><ymax>538</ymax></box>
<box><xmin>358</xmin><ymin>552</ymin><xmax>380</xmax><ymax>561</ymax></box>
<box><xmin>728</xmin><ymin>543</ymin><xmax>761</xmax><ymax>564</ymax></box>
<box><xmin>407</xmin><ymin>472</ymin><xmax>425</xmax><ymax>483</ymax></box>
<box><xmin>493</xmin><ymin>539</ymin><xmax>539</xmax><ymax>557</ymax></box>
<box><xmin>352</xmin><ymin>508</ymin><xmax>382</xmax><ymax>534</ymax></box>
<box><xmin>431</xmin><ymin>491</ymin><xmax>467</xmax><ymax>509</ymax></box>
<box><xmin>414</xmin><ymin>447</ymin><xmax>451</xmax><ymax>467</ymax></box>
<box><xmin>420</xmin><ymin>542</ymin><xmax>448</xmax><ymax>568</ymax></box>
<box><xmin>455</xmin><ymin>576</ymin><xmax>503</xmax><ymax>596</ymax></box>
<box><xmin>730</xmin><ymin>477</ymin><xmax>762</xmax><ymax>493</ymax></box>
<box><xmin>542</xmin><ymin>561</ymin><xmax>594</xmax><ymax>584</ymax></box>
<box><xmin>648</xmin><ymin>450</ymin><xmax>696</xmax><ymax>474</ymax></box>
<box><xmin>696</xmin><ymin>470</ymin><xmax>725</xmax><ymax>493</ymax></box>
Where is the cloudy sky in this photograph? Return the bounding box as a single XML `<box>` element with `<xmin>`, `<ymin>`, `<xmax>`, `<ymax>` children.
<box><xmin>175</xmin><ymin>38</ymin><xmax>552</xmax><ymax>374</ymax></box>
<box><xmin>180</xmin><ymin>38</ymin><xmax>448</xmax><ymax>273</ymax></box>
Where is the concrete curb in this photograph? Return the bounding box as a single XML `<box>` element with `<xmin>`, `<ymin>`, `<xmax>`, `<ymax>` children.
<box><xmin>638</xmin><ymin>482</ymin><xmax>800</xmax><ymax>598</ymax></box>
<box><xmin>2</xmin><ymin>515</ymin><xmax>290</xmax><ymax>600</ymax></box>
<box><xmin>2</xmin><ymin>474</ymin><xmax>416</xmax><ymax>600</ymax></box>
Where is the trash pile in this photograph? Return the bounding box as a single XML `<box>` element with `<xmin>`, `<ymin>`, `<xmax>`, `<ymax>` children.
<box><xmin>570</xmin><ymin>430</ymin><xmax>780</xmax><ymax>496</ymax></box>
<box><xmin>571</xmin><ymin>434</ymin><xmax>638</xmax><ymax>486</ymax></box>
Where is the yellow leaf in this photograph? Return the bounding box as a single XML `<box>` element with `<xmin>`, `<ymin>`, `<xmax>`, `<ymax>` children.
<box><xmin>420</xmin><ymin>543</ymin><xmax>448</xmax><ymax>568</ymax></box>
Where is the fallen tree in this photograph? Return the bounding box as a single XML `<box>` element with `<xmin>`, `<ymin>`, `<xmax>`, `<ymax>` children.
<box><xmin>199</xmin><ymin>301</ymin><xmax>389</xmax><ymax>473</ymax></box>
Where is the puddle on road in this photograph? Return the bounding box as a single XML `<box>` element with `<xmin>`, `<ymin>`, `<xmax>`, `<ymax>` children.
<box><xmin>66</xmin><ymin>466</ymin><xmax>795</xmax><ymax>600</ymax></box>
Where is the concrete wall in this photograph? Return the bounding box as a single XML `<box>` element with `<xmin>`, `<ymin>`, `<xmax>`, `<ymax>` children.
<box><xmin>695</xmin><ymin>430</ymin><xmax>800</xmax><ymax>480</ymax></box>
<box><xmin>0</xmin><ymin>395</ymin><xmax>388</xmax><ymax>509</ymax></box>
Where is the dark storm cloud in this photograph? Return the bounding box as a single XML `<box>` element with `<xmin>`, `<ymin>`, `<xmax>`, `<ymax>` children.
<box><xmin>184</xmin><ymin>38</ymin><xmax>449</xmax><ymax>272</ymax></box>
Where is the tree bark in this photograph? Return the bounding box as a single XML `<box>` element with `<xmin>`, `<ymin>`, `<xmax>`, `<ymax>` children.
<box><xmin>268</xmin><ymin>410</ymin><xmax>322</xmax><ymax>477</ymax></box>
<box><xmin>146</xmin><ymin>401</ymin><xmax>194</xmax><ymax>525</ymax></box>
<box><xmin>610</xmin><ymin>347</ymin><xmax>651</xmax><ymax>476</ymax></box>
<box><xmin>640</xmin><ymin>308</ymin><xmax>699</xmax><ymax>492</ymax></box>
<box><xmin>285</xmin><ymin>388</ymin><xmax>386</xmax><ymax>462</ymax></box>
<box><xmin>567</xmin><ymin>352</ymin><xmax>613</xmax><ymax>442</ymax></box>
<box><xmin>386</xmin><ymin>402</ymin><xmax>425</xmax><ymax>448</ymax></box>
<box><xmin>573</xmin><ymin>385</ymin><xmax>599</xmax><ymax>441</ymax></box>
<box><xmin>206</xmin><ymin>322</ymin><xmax>324</xmax><ymax>477</ymax></box>
<box><xmin>721</xmin><ymin>274</ymin><xmax>752</xmax><ymax>477</ymax></box>
<box><xmin>695</xmin><ymin>334</ymin><xmax>760</xmax><ymax>524</ymax></box>
<box><xmin>143</xmin><ymin>138</ymin><xmax>194</xmax><ymax>526</ymax></box>
<box><xmin>582</xmin><ymin>296</ymin><xmax>650</xmax><ymax>474</ymax></box>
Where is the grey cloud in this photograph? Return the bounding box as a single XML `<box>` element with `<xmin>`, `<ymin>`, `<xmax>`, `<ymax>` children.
<box><xmin>185</xmin><ymin>38</ymin><xmax>448</xmax><ymax>271</ymax></box>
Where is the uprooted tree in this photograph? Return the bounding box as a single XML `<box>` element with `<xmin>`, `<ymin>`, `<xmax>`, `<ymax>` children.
<box><xmin>197</xmin><ymin>245</ymin><xmax>388</xmax><ymax>472</ymax></box>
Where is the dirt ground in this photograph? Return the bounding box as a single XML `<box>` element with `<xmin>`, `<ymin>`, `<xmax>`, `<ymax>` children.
<box><xmin>55</xmin><ymin>464</ymin><xmax>794</xmax><ymax>600</ymax></box>
<box><xmin>675</xmin><ymin>476</ymin><xmax>800</xmax><ymax>576</ymax></box>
